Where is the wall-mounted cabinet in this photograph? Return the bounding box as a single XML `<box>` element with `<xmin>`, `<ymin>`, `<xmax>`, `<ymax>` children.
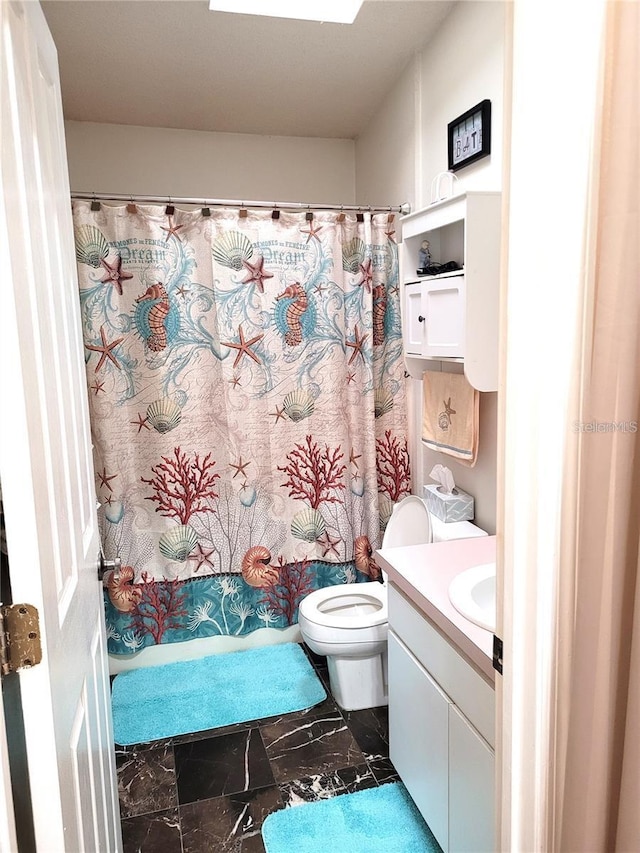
<box><xmin>400</xmin><ymin>192</ymin><xmax>501</xmax><ymax>391</ymax></box>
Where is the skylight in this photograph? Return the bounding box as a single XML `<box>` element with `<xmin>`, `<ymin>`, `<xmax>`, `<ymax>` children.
<box><xmin>208</xmin><ymin>1</ymin><xmax>364</xmax><ymax>25</ymax></box>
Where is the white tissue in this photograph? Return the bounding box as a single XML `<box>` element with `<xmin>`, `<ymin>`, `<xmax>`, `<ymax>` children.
<box><xmin>430</xmin><ymin>464</ymin><xmax>456</xmax><ymax>495</ymax></box>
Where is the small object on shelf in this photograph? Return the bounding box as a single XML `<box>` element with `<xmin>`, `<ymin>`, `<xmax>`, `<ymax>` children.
<box><xmin>418</xmin><ymin>240</ymin><xmax>431</xmax><ymax>269</ymax></box>
<box><xmin>416</xmin><ymin>260</ymin><xmax>463</xmax><ymax>277</ymax></box>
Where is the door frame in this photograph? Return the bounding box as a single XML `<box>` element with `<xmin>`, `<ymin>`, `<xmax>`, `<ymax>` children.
<box><xmin>498</xmin><ymin>1</ymin><xmax>606</xmax><ymax>850</ymax></box>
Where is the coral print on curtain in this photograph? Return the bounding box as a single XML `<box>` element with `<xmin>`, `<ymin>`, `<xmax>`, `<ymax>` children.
<box><xmin>73</xmin><ymin>203</ymin><xmax>410</xmax><ymax>654</ymax></box>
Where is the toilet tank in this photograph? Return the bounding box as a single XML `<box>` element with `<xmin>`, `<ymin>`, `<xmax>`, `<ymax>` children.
<box><xmin>427</xmin><ymin>506</ymin><xmax>488</xmax><ymax>543</ymax></box>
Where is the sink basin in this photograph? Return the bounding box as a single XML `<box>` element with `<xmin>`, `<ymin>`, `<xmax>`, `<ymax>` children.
<box><xmin>448</xmin><ymin>562</ymin><xmax>496</xmax><ymax>632</ymax></box>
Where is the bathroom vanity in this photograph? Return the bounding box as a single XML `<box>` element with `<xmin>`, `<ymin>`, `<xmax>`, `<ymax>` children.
<box><xmin>376</xmin><ymin>536</ymin><xmax>496</xmax><ymax>853</ymax></box>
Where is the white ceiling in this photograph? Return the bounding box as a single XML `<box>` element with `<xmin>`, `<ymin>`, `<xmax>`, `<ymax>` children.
<box><xmin>41</xmin><ymin>0</ymin><xmax>454</xmax><ymax>139</ymax></box>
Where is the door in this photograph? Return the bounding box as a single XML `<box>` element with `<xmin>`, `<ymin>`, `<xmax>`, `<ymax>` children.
<box><xmin>0</xmin><ymin>694</ymin><xmax>18</xmax><ymax>852</ymax></box>
<box><xmin>388</xmin><ymin>631</ymin><xmax>450</xmax><ymax>851</ymax></box>
<box><xmin>0</xmin><ymin>2</ymin><xmax>121</xmax><ymax>850</ymax></box>
<box><xmin>403</xmin><ymin>281</ymin><xmax>425</xmax><ymax>354</ymax></box>
<box><xmin>423</xmin><ymin>273</ymin><xmax>465</xmax><ymax>359</ymax></box>
<box><xmin>448</xmin><ymin>704</ymin><xmax>494</xmax><ymax>853</ymax></box>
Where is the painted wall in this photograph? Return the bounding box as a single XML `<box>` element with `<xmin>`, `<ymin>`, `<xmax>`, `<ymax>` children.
<box><xmin>64</xmin><ymin>121</ymin><xmax>356</xmax><ymax>204</ymax></box>
<box><xmin>355</xmin><ymin>1</ymin><xmax>506</xmax><ymax>533</ymax></box>
<box><xmin>417</xmin><ymin>0</ymin><xmax>505</xmax><ymax>205</ymax></box>
<box><xmin>353</xmin><ymin>58</ymin><xmax>418</xmax><ymax>211</ymax></box>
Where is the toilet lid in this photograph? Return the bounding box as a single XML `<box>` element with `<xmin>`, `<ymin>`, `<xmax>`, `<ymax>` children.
<box><xmin>299</xmin><ymin>584</ymin><xmax>387</xmax><ymax>629</ymax></box>
<box><xmin>382</xmin><ymin>495</ymin><xmax>432</xmax><ymax>548</ymax></box>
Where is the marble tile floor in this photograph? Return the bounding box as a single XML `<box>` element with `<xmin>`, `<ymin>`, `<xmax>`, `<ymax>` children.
<box><xmin>115</xmin><ymin>645</ymin><xmax>399</xmax><ymax>853</ymax></box>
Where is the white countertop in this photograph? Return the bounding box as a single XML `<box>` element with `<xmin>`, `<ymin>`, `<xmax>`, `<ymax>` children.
<box><xmin>376</xmin><ymin>535</ymin><xmax>497</xmax><ymax>682</ymax></box>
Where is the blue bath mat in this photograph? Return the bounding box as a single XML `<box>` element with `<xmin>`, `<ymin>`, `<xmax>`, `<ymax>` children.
<box><xmin>262</xmin><ymin>782</ymin><xmax>441</xmax><ymax>853</ymax></box>
<box><xmin>111</xmin><ymin>643</ymin><xmax>326</xmax><ymax>746</ymax></box>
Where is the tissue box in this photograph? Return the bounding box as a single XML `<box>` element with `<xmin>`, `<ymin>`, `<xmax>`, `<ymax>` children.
<box><xmin>423</xmin><ymin>484</ymin><xmax>474</xmax><ymax>523</ymax></box>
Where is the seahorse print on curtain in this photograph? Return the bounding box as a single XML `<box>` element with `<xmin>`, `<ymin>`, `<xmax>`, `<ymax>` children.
<box><xmin>73</xmin><ymin>203</ymin><xmax>411</xmax><ymax>654</ymax></box>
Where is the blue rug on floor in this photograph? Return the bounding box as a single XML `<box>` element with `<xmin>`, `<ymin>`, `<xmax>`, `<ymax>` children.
<box><xmin>261</xmin><ymin>782</ymin><xmax>442</xmax><ymax>853</ymax></box>
<box><xmin>111</xmin><ymin>643</ymin><xmax>326</xmax><ymax>746</ymax></box>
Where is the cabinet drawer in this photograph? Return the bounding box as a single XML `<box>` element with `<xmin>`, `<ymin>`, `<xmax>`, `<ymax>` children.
<box><xmin>388</xmin><ymin>585</ymin><xmax>495</xmax><ymax>747</ymax></box>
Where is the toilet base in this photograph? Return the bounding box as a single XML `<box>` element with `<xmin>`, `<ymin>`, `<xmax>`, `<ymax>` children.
<box><xmin>326</xmin><ymin>650</ymin><xmax>388</xmax><ymax>711</ymax></box>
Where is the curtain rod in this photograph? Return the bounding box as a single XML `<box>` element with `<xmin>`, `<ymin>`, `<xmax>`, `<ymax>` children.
<box><xmin>70</xmin><ymin>191</ymin><xmax>411</xmax><ymax>216</ymax></box>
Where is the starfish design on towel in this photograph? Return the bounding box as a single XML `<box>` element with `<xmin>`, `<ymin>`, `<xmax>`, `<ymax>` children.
<box><xmin>346</xmin><ymin>324</ymin><xmax>368</xmax><ymax>365</ymax></box>
<box><xmin>90</xmin><ymin>380</ymin><xmax>105</xmax><ymax>395</ymax></box>
<box><xmin>241</xmin><ymin>256</ymin><xmax>273</xmax><ymax>293</ymax></box>
<box><xmin>438</xmin><ymin>397</ymin><xmax>457</xmax><ymax>430</ymax></box>
<box><xmin>85</xmin><ymin>326</ymin><xmax>124</xmax><ymax>372</ymax></box>
<box><xmin>99</xmin><ymin>256</ymin><xmax>133</xmax><ymax>295</ymax></box>
<box><xmin>221</xmin><ymin>325</ymin><xmax>264</xmax><ymax>369</ymax></box>
<box><xmin>349</xmin><ymin>448</ymin><xmax>362</xmax><ymax>469</ymax></box>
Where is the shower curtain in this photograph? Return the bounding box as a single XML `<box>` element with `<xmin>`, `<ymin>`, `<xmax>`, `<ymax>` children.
<box><xmin>73</xmin><ymin>202</ymin><xmax>410</xmax><ymax>655</ymax></box>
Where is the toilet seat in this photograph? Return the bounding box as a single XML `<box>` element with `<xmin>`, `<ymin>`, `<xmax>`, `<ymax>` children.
<box><xmin>382</xmin><ymin>494</ymin><xmax>432</xmax><ymax>548</ymax></box>
<box><xmin>299</xmin><ymin>582</ymin><xmax>387</xmax><ymax>629</ymax></box>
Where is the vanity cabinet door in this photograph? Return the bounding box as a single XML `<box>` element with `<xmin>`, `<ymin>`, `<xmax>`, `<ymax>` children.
<box><xmin>388</xmin><ymin>631</ymin><xmax>450</xmax><ymax>851</ymax></box>
<box><xmin>448</xmin><ymin>704</ymin><xmax>495</xmax><ymax>853</ymax></box>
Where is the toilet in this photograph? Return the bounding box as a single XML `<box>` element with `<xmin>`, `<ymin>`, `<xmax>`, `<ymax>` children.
<box><xmin>299</xmin><ymin>496</ymin><xmax>435</xmax><ymax>711</ymax></box>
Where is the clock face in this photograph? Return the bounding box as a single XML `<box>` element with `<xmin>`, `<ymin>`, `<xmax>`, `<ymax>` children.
<box><xmin>451</xmin><ymin>109</ymin><xmax>483</xmax><ymax>166</ymax></box>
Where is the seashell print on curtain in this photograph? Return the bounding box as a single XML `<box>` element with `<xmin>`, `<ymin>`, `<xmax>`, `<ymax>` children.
<box><xmin>73</xmin><ymin>203</ymin><xmax>411</xmax><ymax>654</ymax></box>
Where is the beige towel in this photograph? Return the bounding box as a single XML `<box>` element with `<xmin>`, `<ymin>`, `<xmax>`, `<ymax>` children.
<box><xmin>422</xmin><ymin>371</ymin><xmax>479</xmax><ymax>466</ymax></box>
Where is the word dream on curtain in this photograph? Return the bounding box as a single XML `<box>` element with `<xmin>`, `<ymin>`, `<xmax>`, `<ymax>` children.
<box><xmin>73</xmin><ymin>203</ymin><xmax>411</xmax><ymax>655</ymax></box>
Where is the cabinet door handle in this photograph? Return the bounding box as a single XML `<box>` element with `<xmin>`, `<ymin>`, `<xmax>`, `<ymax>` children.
<box><xmin>418</xmin><ymin>315</ymin><xmax>426</xmax><ymax>323</ymax></box>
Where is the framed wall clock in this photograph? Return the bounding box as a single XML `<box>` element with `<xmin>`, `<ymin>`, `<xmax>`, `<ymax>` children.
<box><xmin>447</xmin><ymin>99</ymin><xmax>491</xmax><ymax>172</ymax></box>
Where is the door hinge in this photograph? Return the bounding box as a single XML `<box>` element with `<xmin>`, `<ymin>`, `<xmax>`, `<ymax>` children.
<box><xmin>0</xmin><ymin>604</ymin><xmax>42</xmax><ymax>675</ymax></box>
<box><xmin>493</xmin><ymin>634</ymin><xmax>503</xmax><ymax>675</ymax></box>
